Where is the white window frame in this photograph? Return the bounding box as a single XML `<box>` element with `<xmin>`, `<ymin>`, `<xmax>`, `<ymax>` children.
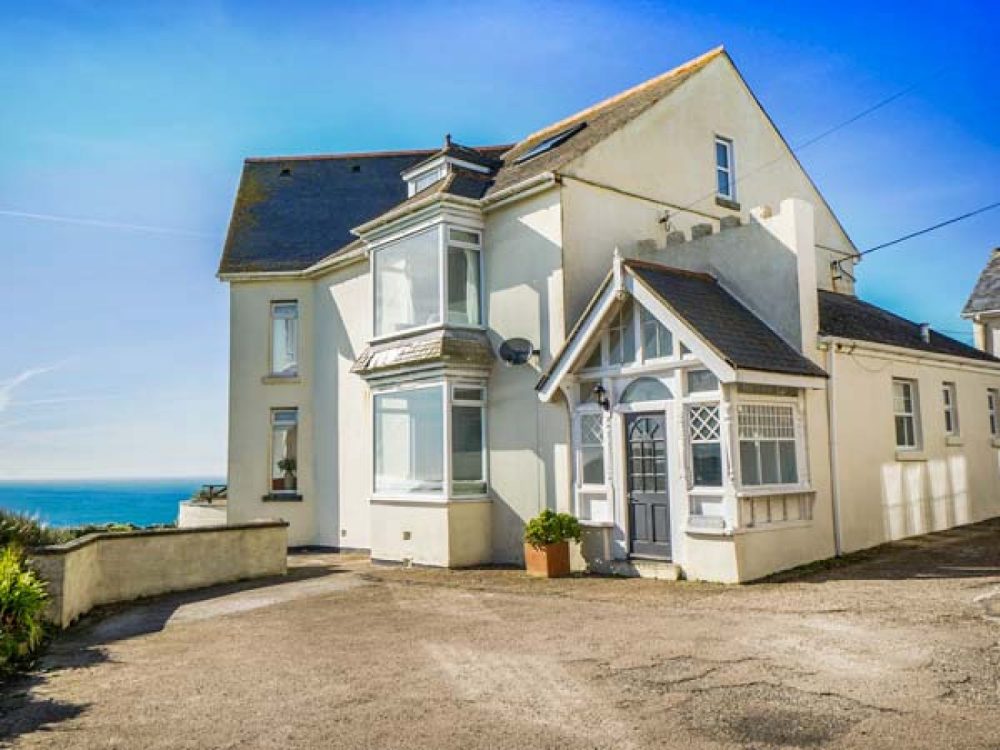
<box><xmin>942</xmin><ymin>382</ymin><xmax>960</xmax><ymax>437</ymax></box>
<box><xmin>370</xmin><ymin>222</ymin><xmax>485</xmax><ymax>342</ymax></box>
<box><xmin>269</xmin><ymin>300</ymin><xmax>299</xmax><ymax>377</ymax></box>
<box><xmin>269</xmin><ymin>407</ymin><xmax>299</xmax><ymax>495</ymax></box>
<box><xmin>686</xmin><ymin>401</ymin><xmax>723</xmax><ymax>490</ymax></box>
<box><xmin>371</xmin><ymin>379</ymin><xmax>489</xmax><ymax>501</ymax></box>
<box><xmin>715</xmin><ymin>135</ymin><xmax>735</xmax><ymax>201</ymax></box>
<box><xmin>988</xmin><ymin>388</ymin><xmax>999</xmax><ymax>438</ymax></box>
<box><xmin>574</xmin><ymin>407</ymin><xmax>607</xmax><ymax>490</ymax></box>
<box><xmin>735</xmin><ymin>399</ymin><xmax>805</xmax><ymax>490</ymax></box>
<box><xmin>408</xmin><ymin>165</ymin><xmax>446</xmax><ymax>196</ymax></box>
<box><xmin>893</xmin><ymin>379</ymin><xmax>922</xmax><ymax>451</ymax></box>
<box><xmin>579</xmin><ymin>298</ymin><xmax>678</xmax><ymax>374</ymax></box>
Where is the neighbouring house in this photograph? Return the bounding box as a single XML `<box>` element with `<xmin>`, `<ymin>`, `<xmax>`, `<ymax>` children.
<box><xmin>208</xmin><ymin>46</ymin><xmax>1000</xmax><ymax>582</ymax></box>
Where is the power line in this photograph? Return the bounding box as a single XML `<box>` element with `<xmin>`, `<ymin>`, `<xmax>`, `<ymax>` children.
<box><xmin>858</xmin><ymin>201</ymin><xmax>1000</xmax><ymax>257</ymax></box>
<box><xmin>674</xmin><ymin>71</ymin><xmax>941</xmax><ymax>216</ymax></box>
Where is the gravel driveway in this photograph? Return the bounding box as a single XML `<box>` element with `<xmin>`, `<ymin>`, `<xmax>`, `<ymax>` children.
<box><xmin>2</xmin><ymin>519</ymin><xmax>999</xmax><ymax>749</ymax></box>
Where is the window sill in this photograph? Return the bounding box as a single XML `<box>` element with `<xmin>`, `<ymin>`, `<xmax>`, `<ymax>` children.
<box><xmin>895</xmin><ymin>449</ymin><xmax>927</xmax><ymax>462</ymax></box>
<box><xmin>687</xmin><ymin>487</ymin><xmax>725</xmax><ymax>496</ymax></box>
<box><xmin>945</xmin><ymin>435</ymin><xmax>965</xmax><ymax>447</ymax></box>
<box><xmin>992</xmin><ymin>437</ymin><xmax>1000</xmax><ymax>449</ymax></box>
<box><xmin>261</xmin><ymin>375</ymin><xmax>301</xmax><ymax>385</ymax></box>
<box><xmin>736</xmin><ymin>486</ymin><xmax>814</xmax><ymax>498</ymax></box>
<box><xmin>262</xmin><ymin>493</ymin><xmax>303</xmax><ymax>502</ymax></box>
<box><xmin>370</xmin><ymin>495</ymin><xmax>491</xmax><ymax>507</ymax></box>
<box><xmin>579</xmin><ymin>519</ymin><xmax>614</xmax><ymax>528</ymax></box>
<box><xmin>715</xmin><ymin>196</ymin><xmax>741</xmax><ymax>211</ymax></box>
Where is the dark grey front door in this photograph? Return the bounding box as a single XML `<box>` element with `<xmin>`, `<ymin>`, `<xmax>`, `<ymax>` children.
<box><xmin>626</xmin><ymin>412</ymin><xmax>671</xmax><ymax>559</ymax></box>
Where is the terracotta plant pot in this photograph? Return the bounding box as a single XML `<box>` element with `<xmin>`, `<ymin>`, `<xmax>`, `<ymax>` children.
<box><xmin>524</xmin><ymin>541</ymin><xmax>570</xmax><ymax>578</ymax></box>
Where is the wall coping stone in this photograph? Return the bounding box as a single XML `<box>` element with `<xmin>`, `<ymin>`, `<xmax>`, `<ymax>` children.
<box><xmin>30</xmin><ymin>519</ymin><xmax>289</xmax><ymax>556</ymax></box>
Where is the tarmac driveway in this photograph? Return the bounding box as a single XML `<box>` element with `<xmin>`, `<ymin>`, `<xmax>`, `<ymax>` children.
<box><xmin>2</xmin><ymin>519</ymin><xmax>999</xmax><ymax>749</ymax></box>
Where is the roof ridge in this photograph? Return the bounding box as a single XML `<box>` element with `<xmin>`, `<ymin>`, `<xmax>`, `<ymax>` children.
<box><xmin>514</xmin><ymin>46</ymin><xmax>725</xmax><ymax>152</ymax></box>
<box><xmin>246</xmin><ymin>144</ymin><xmax>513</xmax><ymax>163</ymax></box>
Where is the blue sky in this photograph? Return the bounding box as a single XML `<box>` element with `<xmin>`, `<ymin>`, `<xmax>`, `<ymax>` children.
<box><xmin>0</xmin><ymin>0</ymin><xmax>996</xmax><ymax>478</ymax></box>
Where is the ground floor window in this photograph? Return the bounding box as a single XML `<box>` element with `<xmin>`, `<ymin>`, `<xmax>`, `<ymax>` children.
<box><xmin>452</xmin><ymin>386</ymin><xmax>486</xmax><ymax>495</ymax></box>
<box><xmin>688</xmin><ymin>403</ymin><xmax>722</xmax><ymax>487</ymax></box>
<box><xmin>737</xmin><ymin>403</ymin><xmax>798</xmax><ymax>486</ymax></box>
<box><xmin>271</xmin><ymin>408</ymin><xmax>299</xmax><ymax>493</ymax></box>
<box><xmin>577</xmin><ymin>411</ymin><xmax>605</xmax><ymax>485</ymax></box>
<box><xmin>373</xmin><ymin>382</ymin><xmax>487</xmax><ymax>496</ymax></box>
<box><xmin>893</xmin><ymin>379</ymin><xmax>920</xmax><ymax>450</ymax></box>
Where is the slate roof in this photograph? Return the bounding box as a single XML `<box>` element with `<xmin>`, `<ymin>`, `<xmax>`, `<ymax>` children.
<box><xmin>218</xmin><ymin>47</ymin><xmax>727</xmax><ymax>275</ymax></box>
<box><xmin>485</xmin><ymin>46</ymin><xmax>724</xmax><ymax>197</ymax></box>
<box><xmin>818</xmin><ymin>290</ymin><xmax>998</xmax><ymax>363</ymax></box>
<box><xmin>218</xmin><ymin>147</ymin><xmax>509</xmax><ymax>274</ymax></box>
<box><xmin>962</xmin><ymin>248</ymin><xmax>1000</xmax><ymax>316</ymax></box>
<box><xmin>626</xmin><ymin>261</ymin><xmax>828</xmax><ymax>378</ymax></box>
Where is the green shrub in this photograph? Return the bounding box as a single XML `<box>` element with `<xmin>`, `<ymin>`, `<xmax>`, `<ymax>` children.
<box><xmin>524</xmin><ymin>509</ymin><xmax>582</xmax><ymax>547</ymax></box>
<box><xmin>0</xmin><ymin>545</ymin><xmax>48</xmax><ymax>673</ymax></box>
<box><xmin>0</xmin><ymin>508</ymin><xmax>71</xmax><ymax>548</ymax></box>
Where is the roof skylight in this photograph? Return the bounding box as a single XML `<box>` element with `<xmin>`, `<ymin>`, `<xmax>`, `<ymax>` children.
<box><xmin>512</xmin><ymin>122</ymin><xmax>587</xmax><ymax>165</ymax></box>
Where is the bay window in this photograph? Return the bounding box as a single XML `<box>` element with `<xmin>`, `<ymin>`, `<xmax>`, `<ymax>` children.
<box><xmin>373</xmin><ymin>225</ymin><xmax>482</xmax><ymax>338</ymax></box>
<box><xmin>373</xmin><ymin>382</ymin><xmax>487</xmax><ymax>497</ymax></box>
<box><xmin>737</xmin><ymin>403</ymin><xmax>798</xmax><ymax>486</ymax></box>
<box><xmin>270</xmin><ymin>301</ymin><xmax>299</xmax><ymax>376</ymax></box>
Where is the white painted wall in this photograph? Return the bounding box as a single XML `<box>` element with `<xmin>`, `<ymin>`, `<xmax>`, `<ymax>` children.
<box><xmin>227</xmin><ymin>280</ymin><xmax>316</xmax><ymax>546</ymax></box>
<box><xmin>560</xmin><ymin>53</ymin><xmax>856</xmax><ymax>323</ymax></box>
<box><xmin>484</xmin><ymin>188</ymin><xmax>572</xmax><ymax>562</ymax></box>
<box><xmin>828</xmin><ymin>345</ymin><xmax>1000</xmax><ymax>554</ymax></box>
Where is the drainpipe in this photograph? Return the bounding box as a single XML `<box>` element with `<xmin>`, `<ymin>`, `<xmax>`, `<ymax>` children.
<box><xmin>823</xmin><ymin>339</ymin><xmax>843</xmax><ymax>556</ymax></box>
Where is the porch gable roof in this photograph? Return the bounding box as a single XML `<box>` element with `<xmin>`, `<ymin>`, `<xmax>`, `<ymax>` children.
<box><xmin>537</xmin><ymin>259</ymin><xmax>826</xmax><ymax>400</ymax></box>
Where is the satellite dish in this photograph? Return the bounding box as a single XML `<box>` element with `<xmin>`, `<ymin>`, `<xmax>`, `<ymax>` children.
<box><xmin>498</xmin><ymin>337</ymin><xmax>537</xmax><ymax>366</ymax></box>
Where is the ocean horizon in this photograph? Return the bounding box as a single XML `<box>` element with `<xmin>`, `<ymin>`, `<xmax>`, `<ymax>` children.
<box><xmin>0</xmin><ymin>477</ymin><xmax>225</xmax><ymax>528</ymax></box>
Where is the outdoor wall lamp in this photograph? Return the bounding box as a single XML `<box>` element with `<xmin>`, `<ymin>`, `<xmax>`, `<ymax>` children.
<box><xmin>592</xmin><ymin>384</ymin><xmax>611</xmax><ymax>412</ymax></box>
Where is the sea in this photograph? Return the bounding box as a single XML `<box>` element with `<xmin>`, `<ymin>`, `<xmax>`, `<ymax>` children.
<box><xmin>0</xmin><ymin>478</ymin><xmax>225</xmax><ymax>528</ymax></box>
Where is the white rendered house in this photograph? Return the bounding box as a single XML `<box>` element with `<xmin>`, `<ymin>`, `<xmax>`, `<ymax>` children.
<box><xmin>211</xmin><ymin>47</ymin><xmax>1000</xmax><ymax>582</ymax></box>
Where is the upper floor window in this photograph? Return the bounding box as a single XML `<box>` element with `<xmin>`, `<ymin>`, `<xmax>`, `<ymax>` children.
<box><xmin>373</xmin><ymin>225</ymin><xmax>482</xmax><ymax>338</ymax></box>
<box><xmin>988</xmin><ymin>388</ymin><xmax>999</xmax><ymax>437</ymax></box>
<box><xmin>409</xmin><ymin>166</ymin><xmax>446</xmax><ymax>196</ymax></box>
<box><xmin>270</xmin><ymin>301</ymin><xmax>299</xmax><ymax>377</ymax></box>
<box><xmin>942</xmin><ymin>382</ymin><xmax>959</xmax><ymax>436</ymax></box>
<box><xmin>893</xmin><ymin>379</ymin><xmax>921</xmax><ymax>450</ymax></box>
<box><xmin>715</xmin><ymin>136</ymin><xmax>735</xmax><ymax>200</ymax></box>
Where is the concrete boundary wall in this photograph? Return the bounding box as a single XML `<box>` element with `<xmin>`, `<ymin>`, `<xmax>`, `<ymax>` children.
<box><xmin>29</xmin><ymin>520</ymin><xmax>289</xmax><ymax>628</ymax></box>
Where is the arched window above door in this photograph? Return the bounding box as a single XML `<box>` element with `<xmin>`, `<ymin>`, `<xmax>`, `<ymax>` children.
<box><xmin>620</xmin><ymin>377</ymin><xmax>673</xmax><ymax>404</ymax></box>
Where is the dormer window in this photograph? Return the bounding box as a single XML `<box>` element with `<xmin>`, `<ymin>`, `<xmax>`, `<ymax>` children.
<box><xmin>373</xmin><ymin>224</ymin><xmax>482</xmax><ymax>338</ymax></box>
<box><xmin>409</xmin><ymin>165</ymin><xmax>446</xmax><ymax>195</ymax></box>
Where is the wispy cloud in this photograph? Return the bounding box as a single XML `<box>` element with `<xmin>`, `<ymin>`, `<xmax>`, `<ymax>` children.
<box><xmin>0</xmin><ymin>209</ymin><xmax>216</xmax><ymax>239</ymax></box>
<box><xmin>0</xmin><ymin>364</ymin><xmax>64</xmax><ymax>414</ymax></box>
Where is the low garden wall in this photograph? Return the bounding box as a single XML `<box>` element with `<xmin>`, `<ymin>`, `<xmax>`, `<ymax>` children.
<box><xmin>29</xmin><ymin>520</ymin><xmax>289</xmax><ymax>628</ymax></box>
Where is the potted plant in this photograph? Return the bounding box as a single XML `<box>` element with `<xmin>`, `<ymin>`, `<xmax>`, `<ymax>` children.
<box><xmin>523</xmin><ymin>509</ymin><xmax>581</xmax><ymax>578</ymax></box>
<box><xmin>277</xmin><ymin>458</ymin><xmax>297</xmax><ymax>491</ymax></box>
